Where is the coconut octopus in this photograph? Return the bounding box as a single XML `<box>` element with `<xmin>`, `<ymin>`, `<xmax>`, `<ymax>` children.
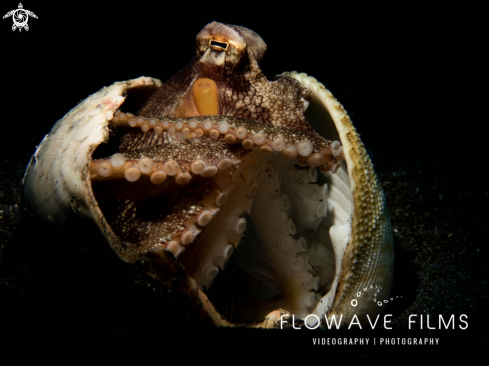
<box><xmin>23</xmin><ymin>22</ymin><xmax>393</xmax><ymax>327</ymax></box>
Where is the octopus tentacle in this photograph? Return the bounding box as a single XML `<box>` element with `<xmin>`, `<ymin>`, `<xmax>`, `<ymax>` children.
<box><xmin>179</xmin><ymin>151</ymin><xmax>259</xmax><ymax>290</ymax></box>
<box><xmin>106</xmin><ymin>179</ymin><xmax>218</xmax><ymax>258</ymax></box>
<box><xmin>90</xmin><ymin>137</ymin><xmax>242</xmax><ymax>185</ymax></box>
<box><xmin>249</xmin><ymin>158</ymin><xmax>320</xmax><ymax>317</ymax></box>
<box><xmin>90</xmin><ymin>132</ymin><xmax>253</xmax><ymax>266</ymax></box>
<box><xmin>112</xmin><ymin>113</ymin><xmax>345</xmax><ymax>173</ymax></box>
<box><xmin>97</xmin><ymin>151</ymin><xmax>260</xmax><ymax>293</ymax></box>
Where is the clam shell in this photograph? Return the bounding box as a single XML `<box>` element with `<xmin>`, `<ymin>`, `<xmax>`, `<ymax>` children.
<box><xmin>23</xmin><ymin>70</ymin><xmax>393</xmax><ymax>326</ymax></box>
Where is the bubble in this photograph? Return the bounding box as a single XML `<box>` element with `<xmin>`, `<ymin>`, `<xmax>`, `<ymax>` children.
<box><xmin>351</xmin><ymin>284</ymin><xmax>402</xmax><ymax>308</ymax></box>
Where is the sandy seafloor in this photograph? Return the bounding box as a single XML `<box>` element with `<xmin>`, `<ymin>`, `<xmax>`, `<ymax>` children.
<box><xmin>0</xmin><ymin>3</ymin><xmax>485</xmax><ymax>361</ymax></box>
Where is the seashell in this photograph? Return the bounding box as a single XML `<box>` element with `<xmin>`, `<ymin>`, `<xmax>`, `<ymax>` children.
<box><xmin>22</xmin><ymin>22</ymin><xmax>393</xmax><ymax>327</ymax></box>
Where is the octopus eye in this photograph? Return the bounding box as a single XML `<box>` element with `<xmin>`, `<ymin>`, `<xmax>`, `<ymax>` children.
<box><xmin>210</xmin><ymin>40</ymin><xmax>228</xmax><ymax>51</ymax></box>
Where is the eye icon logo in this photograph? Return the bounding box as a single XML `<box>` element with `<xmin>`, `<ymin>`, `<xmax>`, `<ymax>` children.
<box><xmin>3</xmin><ymin>3</ymin><xmax>37</xmax><ymax>32</ymax></box>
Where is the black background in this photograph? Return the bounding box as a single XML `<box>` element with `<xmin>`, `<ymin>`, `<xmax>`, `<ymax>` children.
<box><xmin>0</xmin><ymin>1</ymin><xmax>485</xmax><ymax>361</ymax></box>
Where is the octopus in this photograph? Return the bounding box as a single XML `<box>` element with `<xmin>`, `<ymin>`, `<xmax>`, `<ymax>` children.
<box><xmin>23</xmin><ymin>22</ymin><xmax>393</xmax><ymax>327</ymax></box>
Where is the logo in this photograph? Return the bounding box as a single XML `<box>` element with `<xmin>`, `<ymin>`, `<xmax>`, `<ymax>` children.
<box><xmin>3</xmin><ymin>3</ymin><xmax>37</xmax><ymax>32</ymax></box>
<box><xmin>350</xmin><ymin>284</ymin><xmax>402</xmax><ymax>307</ymax></box>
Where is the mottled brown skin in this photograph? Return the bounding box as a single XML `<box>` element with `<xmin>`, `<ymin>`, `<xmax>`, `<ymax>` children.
<box><xmin>138</xmin><ymin>22</ymin><xmax>312</xmax><ymax>131</ymax></box>
<box><xmin>110</xmin><ymin>181</ymin><xmax>210</xmax><ymax>252</ymax></box>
